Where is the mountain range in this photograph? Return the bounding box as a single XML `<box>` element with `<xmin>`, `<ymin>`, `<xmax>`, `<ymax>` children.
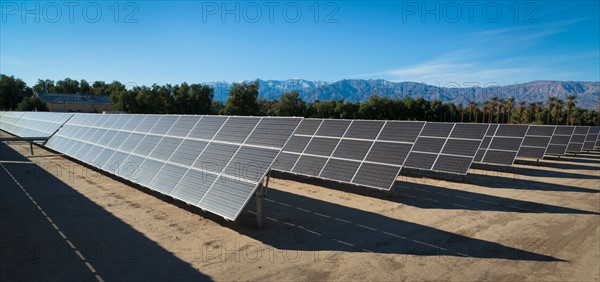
<box><xmin>206</xmin><ymin>79</ymin><xmax>600</xmax><ymax>109</ymax></box>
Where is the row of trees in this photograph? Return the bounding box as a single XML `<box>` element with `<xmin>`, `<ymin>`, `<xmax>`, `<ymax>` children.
<box><xmin>2</xmin><ymin>75</ymin><xmax>599</xmax><ymax>125</ymax></box>
<box><xmin>32</xmin><ymin>78</ymin><xmax>117</xmax><ymax>96</ymax></box>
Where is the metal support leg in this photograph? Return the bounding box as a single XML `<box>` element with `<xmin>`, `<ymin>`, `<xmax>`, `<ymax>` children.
<box><xmin>30</xmin><ymin>142</ymin><xmax>34</xmax><ymax>155</ymax></box>
<box><xmin>264</xmin><ymin>170</ymin><xmax>271</xmax><ymax>197</ymax></box>
<box><xmin>256</xmin><ymin>184</ymin><xmax>263</xmax><ymax>230</ymax></box>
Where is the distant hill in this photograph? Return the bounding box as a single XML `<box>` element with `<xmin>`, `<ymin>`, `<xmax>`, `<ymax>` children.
<box><xmin>206</xmin><ymin>79</ymin><xmax>600</xmax><ymax>109</ymax></box>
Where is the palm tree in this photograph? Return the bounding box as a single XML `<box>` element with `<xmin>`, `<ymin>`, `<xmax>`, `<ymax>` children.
<box><xmin>496</xmin><ymin>98</ymin><xmax>504</xmax><ymax>124</ymax></box>
<box><xmin>468</xmin><ymin>102</ymin><xmax>478</xmax><ymax>123</ymax></box>
<box><xmin>566</xmin><ymin>95</ymin><xmax>576</xmax><ymax>125</ymax></box>
<box><xmin>535</xmin><ymin>101</ymin><xmax>543</xmax><ymax>123</ymax></box>
<box><xmin>555</xmin><ymin>99</ymin><xmax>563</xmax><ymax>125</ymax></box>
<box><xmin>547</xmin><ymin>97</ymin><xmax>556</xmax><ymax>124</ymax></box>
<box><xmin>481</xmin><ymin>103</ymin><xmax>487</xmax><ymax>123</ymax></box>
<box><xmin>518</xmin><ymin>101</ymin><xmax>526</xmax><ymax>123</ymax></box>
<box><xmin>457</xmin><ymin>104</ymin><xmax>464</xmax><ymax>122</ymax></box>
<box><xmin>507</xmin><ymin>97</ymin><xmax>515</xmax><ymax>124</ymax></box>
<box><xmin>490</xmin><ymin>96</ymin><xmax>498</xmax><ymax>124</ymax></box>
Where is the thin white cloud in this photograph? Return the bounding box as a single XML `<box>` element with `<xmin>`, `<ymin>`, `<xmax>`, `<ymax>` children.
<box><xmin>352</xmin><ymin>17</ymin><xmax>597</xmax><ymax>85</ymax></box>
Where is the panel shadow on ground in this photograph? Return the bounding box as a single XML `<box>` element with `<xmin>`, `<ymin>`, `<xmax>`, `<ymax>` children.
<box><xmin>235</xmin><ymin>188</ymin><xmax>564</xmax><ymax>261</ymax></box>
<box><xmin>0</xmin><ymin>142</ymin><xmax>211</xmax><ymax>282</ymax></box>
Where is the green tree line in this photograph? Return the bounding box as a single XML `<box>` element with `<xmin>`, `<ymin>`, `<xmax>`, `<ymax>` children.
<box><xmin>2</xmin><ymin>75</ymin><xmax>599</xmax><ymax>125</ymax></box>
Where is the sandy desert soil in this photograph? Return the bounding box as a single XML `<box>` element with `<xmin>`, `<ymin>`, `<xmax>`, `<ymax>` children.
<box><xmin>1</xmin><ymin>131</ymin><xmax>599</xmax><ymax>281</ymax></box>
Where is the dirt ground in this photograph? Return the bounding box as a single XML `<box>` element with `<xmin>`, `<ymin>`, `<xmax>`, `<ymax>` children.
<box><xmin>1</xmin><ymin>131</ymin><xmax>599</xmax><ymax>281</ymax></box>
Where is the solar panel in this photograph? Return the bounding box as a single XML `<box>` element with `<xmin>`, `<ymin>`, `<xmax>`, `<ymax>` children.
<box><xmin>583</xmin><ymin>126</ymin><xmax>600</xmax><ymax>150</ymax></box>
<box><xmin>273</xmin><ymin>119</ymin><xmax>426</xmax><ymax>190</ymax></box>
<box><xmin>404</xmin><ymin>123</ymin><xmax>489</xmax><ymax>175</ymax></box>
<box><xmin>546</xmin><ymin>125</ymin><xmax>575</xmax><ymax>155</ymax></box>
<box><xmin>473</xmin><ymin>124</ymin><xmax>529</xmax><ymax>166</ymax></box>
<box><xmin>46</xmin><ymin>113</ymin><xmax>302</xmax><ymax>221</ymax></box>
<box><xmin>516</xmin><ymin>125</ymin><xmax>555</xmax><ymax>159</ymax></box>
<box><xmin>0</xmin><ymin>112</ymin><xmax>25</xmax><ymax>135</ymax></box>
<box><xmin>566</xmin><ymin>126</ymin><xmax>590</xmax><ymax>153</ymax></box>
<box><xmin>473</xmin><ymin>125</ymin><xmax>497</xmax><ymax>163</ymax></box>
<box><xmin>0</xmin><ymin>112</ymin><xmax>73</xmax><ymax>138</ymax></box>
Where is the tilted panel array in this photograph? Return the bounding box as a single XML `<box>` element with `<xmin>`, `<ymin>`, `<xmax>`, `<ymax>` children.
<box><xmin>517</xmin><ymin>125</ymin><xmax>555</xmax><ymax>159</ymax></box>
<box><xmin>272</xmin><ymin>119</ymin><xmax>426</xmax><ymax>190</ymax></box>
<box><xmin>0</xmin><ymin>112</ymin><xmax>73</xmax><ymax>138</ymax></box>
<box><xmin>546</xmin><ymin>126</ymin><xmax>575</xmax><ymax>155</ymax></box>
<box><xmin>404</xmin><ymin>123</ymin><xmax>489</xmax><ymax>175</ymax></box>
<box><xmin>566</xmin><ymin>126</ymin><xmax>590</xmax><ymax>153</ymax></box>
<box><xmin>473</xmin><ymin>124</ymin><xmax>529</xmax><ymax>165</ymax></box>
<box><xmin>46</xmin><ymin>113</ymin><xmax>302</xmax><ymax>221</ymax></box>
<box><xmin>583</xmin><ymin>126</ymin><xmax>600</xmax><ymax>150</ymax></box>
<box><xmin>0</xmin><ymin>111</ymin><xmax>25</xmax><ymax>134</ymax></box>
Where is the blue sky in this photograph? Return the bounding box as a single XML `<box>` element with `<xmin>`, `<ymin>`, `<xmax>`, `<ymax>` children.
<box><xmin>1</xmin><ymin>1</ymin><xmax>598</xmax><ymax>87</ymax></box>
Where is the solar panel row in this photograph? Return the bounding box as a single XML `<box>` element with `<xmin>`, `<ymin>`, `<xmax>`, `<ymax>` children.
<box><xmin>272</xmin><ymin>119</ymin><xmax>426</xmax><ymax>190</ymax></box>
<box><xmin>516</xmin><ymin>125</ymin><xmax>556</xmax><ymax>159</ymax></box>
<box><xmin>582</xmin><ymin>126</ymin><xmax>600</xmax><ymax>151</ymax></box>
<box><xmin>403</xmin><ymin>123</ymin><xmax>489</xmax><ymax>174</ymax></box>
<box><xmin>473</xmin><ymin>124</ymin><xmax>529</xmax><ymax>165</ymax></box>
<box><xmin>567</xmin><ymin>126</ymin><xmax>590</xmax><ymax>152</ymax></box>
<box><xmin>45</xmin><ymin>114</ymin><xmax>301</xmax><ymax>221</ymax></box>
<box><xmin>1</xmin><ymin>112</ymin><xmax>74</xmax><ymax>138</ymax></box>
<box><xmin>546</xmin><ymin>126</ymin><xmax>576</xmax><ymax>155</ymax></box>
<box><xmin>2</xmin><ymin>111</ymin><xmax>598</xmax><ymax>222</ymax></box>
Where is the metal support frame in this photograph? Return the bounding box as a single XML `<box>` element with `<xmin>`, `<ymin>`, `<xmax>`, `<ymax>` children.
<box><xmin>256</xmin><ymin>185</ymin><xmax>263</xmax><ymax>230</ymax></box>
<box><xmin>1</xmin><ymin>136</ymin><xmax>47</xmax><ymax>156</ymax></box>
<box><xmin>256</xmin><ymin>170</ymin><xmax>272</xmax><ymax>230</ymax></box>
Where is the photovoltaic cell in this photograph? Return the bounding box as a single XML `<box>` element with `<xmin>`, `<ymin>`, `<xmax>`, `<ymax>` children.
<box><xmin>411</xmin><ymin>137</ymin><xmax>446</xmax><ymax>153</ymax></box>
<box><xmin>148</xmin><ymin>163</ymin><xmax>187</xmax><ymax>194</ymax></box>
<box><xmin>170</xmin><ymin>170</ymin><xmax>217</xmax><ymax>205</ymax></box>
<box><xmin>304</xmin><ymin>137</ymin><xmax>339</xmax><ymax>156</ymax></box>
<box><xmin>282</xmin><ymin>136</ymin><xmax>311</xmax><ymax>153</ymax></box>
<box><xmin>403</xmin><ymin>152</ymin><xmax>437</xmax><ymax>170</ymax></box>
<box><xmin>441</xmin><ymin>139</ymin><xmax>481</xmax><ymax>156</ymax></box>
<box><xmin>419</xmin><ymin>122</ymin><xmax>453</xmax><ymax>137</ymax></box>
<box><xmin>432</xmin><ymin>155</ymin><xmax>474</xmax><ymax>174</ymax></box>
<box><xmin>199</xmin><ymin>176</ymin><xmax>257</xmax><ymax>220</ymax></box>
<box><xmin>166</xmin><ymin>115</ymin><xmax>199</xmax><ymax>137</ymax></box>
<box><xmin>188</xmin><ymin>116</ymin><xmax>226</xmax><ymax>140</ymax></box>
<box><xmin>272</xmin><ymin>153</ymin><xmax>300</xmax><ymax>172</ymax></box>
<box><xmin>364</xmin><ymin>142</ymin><xmax>412</xmax><ymax>166</ymax></box>
<box><xmin>331</xmin><ymin>139</ymin><xmax>372</xmax><ymax>160</ymax></box>
<box><xmin>315</xmin><ymin>120</ymin><xmax>352</xmax><ymax>137</ymax></box>
<box><xmin>292</xmin><ymin>155</ymin><xmax>328</xmax><ymax>176</ymax></box>
<box><xmin>293</xmin><ymin>119</ymin><xmax>322</xmax><ymax>135</ymax></box>
<box><xmin>169</xmin><ymin>139</ymin><xmax>208</xmax><ymax>166</ymax></box>
<box><xmin>482</xmin><ymin>150</ymin><xmax>518</xmax><ymax>166</ymax></box>
<box><xmin>320</xmin><ymin>159</ymin><xmax>361</xmax><ymax>182</ymax></box>
<box><xmin>352</xmin><ymin>163</ymin><xmax>401</xmax><ymax>189</ymax></box>
<box><xmin>223</xmin><ymin>146</ymin><xmax>279</xmax><ymax>182</ymax></box>
<box><xmin>376</xmin><ymin>122</ymin><xmax>424</xmax><ymax>142</ymax></box>
<box><xmin>344</xmin><ymin>120</ymin><xmax>385</xmax><ymax>139</ymax></box>
<box><xmin>245</xmin><ymin>118</ymin><xmax>302</xmax><ymax>148</ymax></box>
<box><xmin>213</xmin><ymin>117</ymin><xmax>260</xmax><ymax>143</ymax></box>
<box><xmin>150</xmin><ymin>115</ymin><xmax>179</xmax><ymax>135</ymax></box>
